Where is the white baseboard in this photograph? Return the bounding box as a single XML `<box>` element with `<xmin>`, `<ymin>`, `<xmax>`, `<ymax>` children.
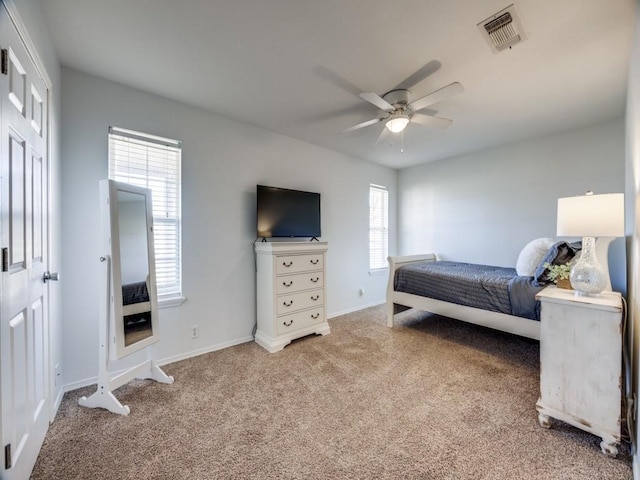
<box><xmin>327</xmin><ymin>301</ymin><xmax>385</xmax><ymax>319</ymax></box>
<box><xmin>64</xmin><ymin>376</ymin><xmax>97</xmax><ymax>393</ymax></box>
<box><xmin>53</xmin><ymin>387</ymin><xmax>64</xmax><ymax>414</ymax></box>
<box><xmin>157</xmin><ymin>336</ymin><xmax>254</xmax><ymax>366</ymax></box>
<box><xmin>63</xmin><ymin>336</ymin><xmax>255</xmax><ymax>393</ymax></box>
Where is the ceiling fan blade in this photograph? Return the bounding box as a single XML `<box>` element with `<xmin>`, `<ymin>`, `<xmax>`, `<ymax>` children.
<box><xmin>343</xmin><ymin>117</ymin><xmax>382</xmax><ymax>133</ymax></box>
<box><xmin>375</xmin><ymin>126</ymin><xmax>391</xmax><ymax>144</ymax></box>
<box><xmin>359</xmin><ymin>92</ymin><xmax>394</xmax><ymax>111</ymax></box>
<box><xmin>411</xmin><ymin>113</ymin><xmax>453</xmax><ymax>129</ymax></box>
<box><xmin>392</xmin><ymin>60</ymin><xmax>441</xmax><ymax>91</ymax></box>
<box><xmin>409</xmin><ymin>82</ymin><xmax>464</xmax><ymax>112</ymax></box>
<box><xmin>314</xmin><ymin>66</ymin><xmax>363</xmax><ymax>98</ymax></box>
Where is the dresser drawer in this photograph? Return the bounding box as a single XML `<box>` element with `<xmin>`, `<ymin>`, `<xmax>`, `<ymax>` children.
<box><xmin>276</xmin><ymin>307</ymin><xmax>325</xmax><ymax>335</ymax></box>
<box><xmin>276</xmin><ymin>253</ymin><xmax>323</xmax><ymax>275</ymax></box>
<box><xmin>277</xmin><ymin>289</ymin><xmax>323</xmax><ymax>315</ymax></box>
<box><xmin>276</xmin><ymin>271</ymin><xmax>324</xmax><ymax>295</ymax></box>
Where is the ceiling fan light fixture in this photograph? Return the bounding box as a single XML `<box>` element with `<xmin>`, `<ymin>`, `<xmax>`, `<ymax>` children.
<box><xmin>385</xmin><ymin>115</ymin><xmax>410</xmax><ymax>133</ymax></box>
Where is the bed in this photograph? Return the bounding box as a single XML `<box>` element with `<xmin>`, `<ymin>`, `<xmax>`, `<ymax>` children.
<box><xmin>385</xmin><ymin>238</ymin><xmax>606</xmax><ymax>341</ymax></box>
<box><xmin>122</xmin><ymin>280</ymin><xmax>151</xmax><ymax>325</ymax></box>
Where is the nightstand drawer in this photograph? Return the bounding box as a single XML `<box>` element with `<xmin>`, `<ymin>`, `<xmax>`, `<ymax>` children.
<box><xmin>276</xmin><ymin>307</ymin><xmax>325</xmax><ymax>335</ymax></box>
<box><xmin>276</xmin><ymin>272</ymin><xmax>324</xmax><ymax>294</ymax></box>
<box><xmin>276</xmin><ymin>253</ymin><xmax>323</xmax><ymax>275</ymax></box>
<box><xmin>276</xmin><ymin>289</ymin><xmax>323</xmax><ymax>315</ymax></box>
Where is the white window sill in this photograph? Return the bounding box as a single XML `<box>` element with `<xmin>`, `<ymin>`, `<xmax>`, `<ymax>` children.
<box><xmin>159</xmin><ymin>296</ymin><xmax>186</xmax><ymax>309</ymax></box>
<box><xmin>369</xmin><ymin>268</ymin><xmax>388</xmax><ymax>276</ymax></box>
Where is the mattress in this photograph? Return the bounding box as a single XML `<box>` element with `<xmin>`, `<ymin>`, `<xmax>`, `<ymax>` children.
<box><xmin>394</xmin><ymin>261</ymin><xmax>542</xmax><ymax>320</ymax></box>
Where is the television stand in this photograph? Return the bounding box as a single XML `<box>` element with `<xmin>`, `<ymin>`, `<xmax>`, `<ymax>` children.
<box><xmin>254</xmin><ymin>241</ymin><xmax>330</xmax><ymax>352</ymax></box>
<box><xmin>310</xmin><ymin>237</ymin><xmax>319</xmax><ymax>242</ymax></box>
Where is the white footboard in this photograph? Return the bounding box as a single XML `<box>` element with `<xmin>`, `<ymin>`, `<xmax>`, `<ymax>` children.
<box><xmin>386</xmin><ymin>254</ymin><xmax>437</xmax><ymax>327</ymax></box>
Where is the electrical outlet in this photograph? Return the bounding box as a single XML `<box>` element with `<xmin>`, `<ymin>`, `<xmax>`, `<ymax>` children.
<box><xmin>191</xmin><ymin>325</ymin><xmax>199</xmax><ymax>339</ymax></box>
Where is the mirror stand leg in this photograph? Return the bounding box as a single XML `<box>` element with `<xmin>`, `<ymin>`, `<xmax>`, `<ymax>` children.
<box><xmin>141</xmin><ymin>361</ymin><xmax>174</xmax><ymax>384</ymax></box>
<box><xmin>78</xmin><ymin>389</ymin><xmax>131</xmax><ymax>416</ymax></box>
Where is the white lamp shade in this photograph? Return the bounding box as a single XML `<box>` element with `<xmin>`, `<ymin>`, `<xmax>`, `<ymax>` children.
<box><xmin>385</xmin><ymin>116</ymin><xmax>410</xmax><ymax>133</ymax></box>
<box><xmin>557</xmin><ymin>193</ymin><xmax>624</xmax><ymax>237</ymax></box>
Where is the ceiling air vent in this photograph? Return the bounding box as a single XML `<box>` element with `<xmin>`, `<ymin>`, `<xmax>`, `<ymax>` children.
<box><xmin>478</xmin><ymin>4</ymin><xmax>526</xmax><ymax>53</ymax></box>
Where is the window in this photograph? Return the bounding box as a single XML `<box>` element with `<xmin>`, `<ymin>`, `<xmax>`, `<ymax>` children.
<box><xmin>369</xmin><ymin>184</ymin><xmax>389</xmax><ymax>271</ymax></box>
<box><xmin>108</xmin><ymin>126</ymin><xmax>183</xmax><ymax>302</ymax></box>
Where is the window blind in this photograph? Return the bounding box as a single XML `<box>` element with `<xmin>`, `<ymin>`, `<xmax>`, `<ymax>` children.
<box><xmin>369</xmin><ymin>184</ymin><xmax>389</xmax><ymax>270</ymax></box>
<box><xmin>108</xmin><ymin>126</ymin><xmax>182</xmax><ymax>299</ymax></box>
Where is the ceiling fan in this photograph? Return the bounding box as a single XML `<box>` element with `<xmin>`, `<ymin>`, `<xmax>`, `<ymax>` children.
<box><xmin>344</xmin><ymin>81</ymin><xmax>464</xmax><ymax>136</ymax></box>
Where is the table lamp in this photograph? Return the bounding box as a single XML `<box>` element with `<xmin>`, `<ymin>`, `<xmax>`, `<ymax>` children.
<box><xmin>556</xmin><ymin>192</ymin><xmax>624</xmax><ymax>296</ymax></box>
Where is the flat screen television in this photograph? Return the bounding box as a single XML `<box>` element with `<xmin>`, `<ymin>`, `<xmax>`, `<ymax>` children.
<box><xmin>257</xmin><ymin>185</ymin><xmax>321</xmax><ymax>238</ymax></box>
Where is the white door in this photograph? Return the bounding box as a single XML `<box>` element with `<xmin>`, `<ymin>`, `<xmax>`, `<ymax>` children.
<box><xmin>0</xmin><ymin>4</ymin><xmax>51</xmax><ymax>479</ymax></box>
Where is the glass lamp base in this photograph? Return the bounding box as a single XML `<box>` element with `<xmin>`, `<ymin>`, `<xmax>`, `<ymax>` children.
<box><xmin>570</xmin><ymin>237</ymin><xmax>607</xmax><ymax>296</ymax></box>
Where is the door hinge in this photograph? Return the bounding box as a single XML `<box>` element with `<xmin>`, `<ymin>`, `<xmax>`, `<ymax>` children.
<box><xmin>2</xmin><ymin>247</ymin><xmax>8</xmax><ymax>272</ymax></box>
<box><xmin>1</xmin><ymin>49</ymin><xmax>7</xmax><ymax>76</ymax></box>
<box><xmin>4</xmin><ymin>443</ymin><xmax>11</xmax><ymax>469</ymax></box>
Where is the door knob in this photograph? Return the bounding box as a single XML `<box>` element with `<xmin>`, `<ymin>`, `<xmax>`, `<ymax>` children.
<box><xmin>43</xmin><ymin>271</ymin><xmax>60</xmax><ymax>283</ymax></box>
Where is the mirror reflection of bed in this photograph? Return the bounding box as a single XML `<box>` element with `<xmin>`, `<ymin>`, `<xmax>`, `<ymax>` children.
<box><xmin>123</xmin><ymin>279</ymin><xmax>152</xmax><ymax>346</ymax></box>
<box><xmin>118</xmin><ymin>190</ymin><xmax>153</xmax><ymax>347</ymax></box>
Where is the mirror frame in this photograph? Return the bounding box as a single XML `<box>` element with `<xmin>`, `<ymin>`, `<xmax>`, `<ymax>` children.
<box><xmin>100</xmin><ymin>179</ymin><xmax>160</xmax><ymax>359</ymax></box>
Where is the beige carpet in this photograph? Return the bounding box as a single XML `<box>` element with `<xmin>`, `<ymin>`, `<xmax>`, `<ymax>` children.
<box><xmin>32</xmin><ymin>306</ymin><xmax>632</xmax><ymax>479</ymax></box>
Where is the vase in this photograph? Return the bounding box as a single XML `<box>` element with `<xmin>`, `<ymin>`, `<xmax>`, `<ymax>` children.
<box><xmin>569</xmin><ymin>236</ymin><xmax>607</xmax><ymax>295</ymax></box>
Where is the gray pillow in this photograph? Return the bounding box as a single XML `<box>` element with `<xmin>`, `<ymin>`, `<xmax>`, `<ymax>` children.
<box><xmin>533</xmin><ymin>241</ymin><xmax>581</xmax><ymax>286</ymax></box>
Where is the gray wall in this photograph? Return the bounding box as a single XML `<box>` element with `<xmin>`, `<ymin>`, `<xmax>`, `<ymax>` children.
<box><xmin>398</xmin><ymin>118</ymin><xmax>626</xmax><ymax>293</ymax></box>
<box><xmin>61</xmin><ymin>67</ymin><xmax>397</xmax><ymax>388</ymax></box>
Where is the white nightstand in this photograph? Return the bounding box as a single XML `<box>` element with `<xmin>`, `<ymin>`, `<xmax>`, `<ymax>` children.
<box><xmin>535</xmin><ymin>286</ymin><xmax>623</xmax><ymax>456</ymax></box>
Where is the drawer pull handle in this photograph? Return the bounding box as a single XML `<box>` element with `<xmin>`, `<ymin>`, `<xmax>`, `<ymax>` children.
<box><xmin>310</xmin><ymin>277</ymin><xmax>319</xmax><ymax>283</ymax></box>
<box><xmin>283</xmin><ymin>300</ymin><xmax>293</xmax><ymax>307</ymax></box>
<box><xmin>282</xmin><ymin>261</ymin><xmax>293</xmax><ymax>267</ymax></box>
<box><xmin>311</xmin><ymin>313</ymin><xmax>320</xmax><ymax>319</ymax></box>
<box><xmin>311</xmin><ymin>295</ymin><xmax>320</xmax><ymax>301</ymax></box>
<box><xmin>283</xmin><ymin>320</ymin><xmax>294</xmax><ymax>327</ymax></box>
<box><xmin>282</xmin><ymin>280</ymin><xmax>293</xmax><ymax>287</ymax></box>
<box><xmin>310</xmin><ymin>259</ymin><xmax>319</xmax><ymax>265</ymax></box>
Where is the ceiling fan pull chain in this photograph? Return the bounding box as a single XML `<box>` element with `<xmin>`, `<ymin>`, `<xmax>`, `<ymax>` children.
<box><xmin>401</xmin><ymin>130</ymin><xmax>404</xmax><ymax>154</ymax></box>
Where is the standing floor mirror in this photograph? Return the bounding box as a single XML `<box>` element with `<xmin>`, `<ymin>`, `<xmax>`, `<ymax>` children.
<box><xmin>79</xmin><ymin>179</ymin><xmax>174</xmax><ymax>415</ymax></box>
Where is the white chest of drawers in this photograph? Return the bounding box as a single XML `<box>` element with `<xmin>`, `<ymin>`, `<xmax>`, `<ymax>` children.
<box><xmin>255</xmin><ymin>242</ymin><xmax>330</xmax><ymax>352</ymax></box>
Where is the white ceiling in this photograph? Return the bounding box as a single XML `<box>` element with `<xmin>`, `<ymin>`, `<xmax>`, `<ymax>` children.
<box><xmin>40</xmin><ymin>0</ymin><xmax>635</xmax><ymax>169</ymax></box>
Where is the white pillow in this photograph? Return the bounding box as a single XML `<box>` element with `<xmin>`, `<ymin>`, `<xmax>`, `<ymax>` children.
<box><xmin>516</xmin><ymin>238</ymin><xmax>555</xmax><ymax>276</ymax></box>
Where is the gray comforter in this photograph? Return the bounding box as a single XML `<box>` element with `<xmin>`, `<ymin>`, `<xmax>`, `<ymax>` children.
<box><xmin>394</xmin><ymin>261</ymin><xmax>544</xmax><ymax>320</ymax></box>
<box><xmin>122</xmin><ymin>281</ymin><xmax>149</xmax><ymax>306</ymax></box>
